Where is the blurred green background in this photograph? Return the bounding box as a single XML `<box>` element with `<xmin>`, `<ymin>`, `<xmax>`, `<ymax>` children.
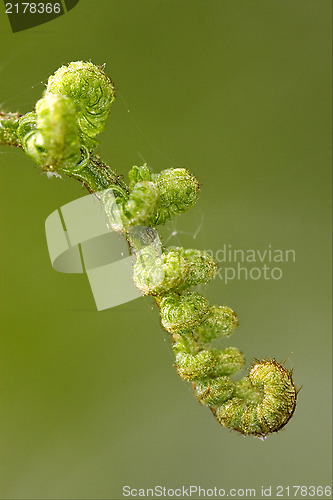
<box><xmin>0</xmin><ymin>1</ymin><xmax>331</xmax><ymax>499</ymax></box>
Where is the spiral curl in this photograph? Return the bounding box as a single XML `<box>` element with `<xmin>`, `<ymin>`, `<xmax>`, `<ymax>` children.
<box><xmin>133</xmin><ymin>249</ymin><xmax>189</xmax><ymax>296</ymax></box>
<box><xmin>132</xmin><ymin>247</ymin><xmax>217</xmax><ymax>296</ymax></box>
<box><xmin>1</xmin><ymin>61</ymin><xmax>298</xmax><ymax>437</ymax></box>
<box><xmin>215</xmin><ymin>360</ymin><xmax>297</xmax><ymax>436</ymax></box>
<box><xmin>128</xmin><ymin>164</ymin><xmax>200</xmax><ymax>226</ymax></box>
<box><xmin>17</xmin><ymin>93</ymin><xmax>83</xmax><ymax>172</ymax></box>
<box><xmin>155</xmin><ymin>281</ymin><xmax>297</xmax><ymax>436</ymax></box>
<box><xmin>46</xmin><ymin>61</ymin><xmax>115</xmax><ymax>149</ymax></box>
<box><xmin>158</xmin><ymin>291</ymin><xmax>210</xmax><ymax>333</ymax></box>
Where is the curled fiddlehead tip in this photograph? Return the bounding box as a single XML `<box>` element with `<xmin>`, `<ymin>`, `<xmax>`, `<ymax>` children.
<box><xmin>151</xmin><ymin>168</ymin><xmax>200</xmax><ymax>225</ymax></box>
<box><xmin>215</xmin><ymin>359</ymin><xmax>298</xmax><ymax>437</ymax></box>
<box><xmin>46</xmin><ymin>61</ymin><xmax>115</xmax><ymax>148</ymax></box>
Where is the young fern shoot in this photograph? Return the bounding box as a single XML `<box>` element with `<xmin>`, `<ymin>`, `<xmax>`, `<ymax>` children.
<box><xmin>0</xmin><ymin>61</ymin><xmax>298</xmax><ymax>437</ymax></box>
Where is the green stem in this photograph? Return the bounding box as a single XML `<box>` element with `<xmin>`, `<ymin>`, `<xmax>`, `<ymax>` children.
<box><xmin>65</xmin><ymin>153</ymin><xmax>129</xmax><ymax>197</ymax></box>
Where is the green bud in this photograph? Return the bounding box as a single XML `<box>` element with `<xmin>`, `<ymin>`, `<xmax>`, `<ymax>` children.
<box><xmin>133</xmin><ymin>249</ymin><xmax>189</xmax><ymax>296</ymax></box>
<box><xmin>123</xmin><ymin>181</ymin><xmax>159</xmax><ymax>226</ymax></box>
<box><xmin>194</xmin><ymin>305</ymin><xmax>239</xmax><ymax>344</ymax></box>
<box><xmin>47</xmin><ymin>61</ymin><xmax>115</xmax><ymax>148</ymax></box>
<box><xmin>150</xmin><ymin>168</ymin><xmax>200</xmax><ymax>225</ymax></box>
<box><xmin>176</xmin><ymin>350</ymin><xmax>215</xmax><ymax>381</ymax></box>
<box><xmin>128</xmin><ymin>164</ymin><xmax>153</xmax><ymax>188</ymax></box>
<box><xmin>18</xmin><ymin>94</ymin><xmax>81</xmax><ymax>172</ymax></box>
<box><xmin>158</xmin><ymin>291</ymin><xmax>210</xmax><ymax>333</ymax></box>
<box><xmin>174</xmin><ymin>248</ymin><xmax>217</xmax><ymax>288</ymax></box>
